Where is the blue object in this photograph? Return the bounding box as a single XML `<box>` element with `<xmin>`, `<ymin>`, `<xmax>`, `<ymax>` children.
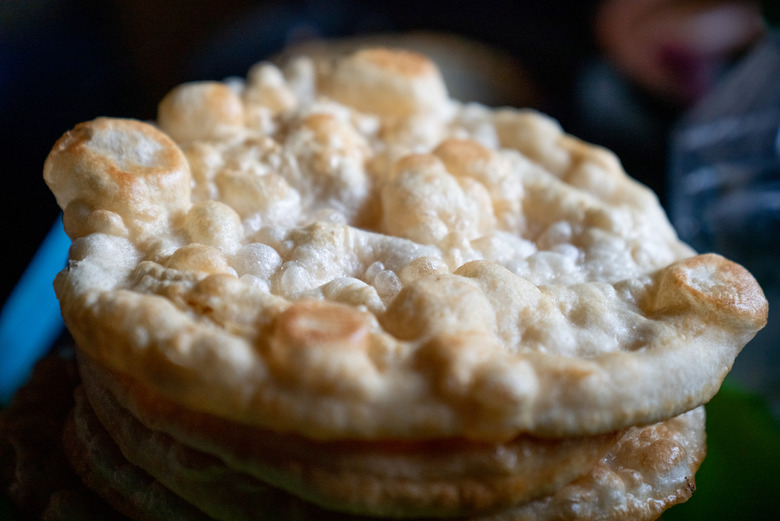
<box><xmin>0</xmin><ymin>216</ymin><xmax>69</xmax><ymax>405</ymax></box>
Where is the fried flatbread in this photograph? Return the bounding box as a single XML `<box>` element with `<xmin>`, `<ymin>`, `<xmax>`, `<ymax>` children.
<box><xmin>44</xmin><ymin>51</ymin><xmax>766</xmax><ymax>439</ymax></box>
<box><xmin>70</xmin><ymin>368</ymin><xmax>706</xmax><ymax>521</ymax></box>
<box><xmin>79</xmin><ymin>353</ymin><xmax>623</xmax><ymax>518</ymax></box>
<box><xmin>40</xmin><ymin>46</ymin><xmax>766</xmax><ymax>520</ymax></box>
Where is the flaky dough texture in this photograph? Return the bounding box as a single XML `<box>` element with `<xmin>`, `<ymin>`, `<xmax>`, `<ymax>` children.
<box><xmin>44</xmin><ymin>48</ymin><xmax>768</xmax><ymax>442</ymax></box>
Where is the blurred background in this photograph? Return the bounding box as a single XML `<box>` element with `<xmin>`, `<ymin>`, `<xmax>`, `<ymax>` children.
<box><xmin>1</xmin><ymin>0</ymin><xmax>778</xmax><ymax>519</ymax></box>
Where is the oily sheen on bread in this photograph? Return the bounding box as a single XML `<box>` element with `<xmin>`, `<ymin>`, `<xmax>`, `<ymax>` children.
<box><xmin>38</xmin><ymin>46</ymin><xmax>767</xmax><ymax>519</ymax></box>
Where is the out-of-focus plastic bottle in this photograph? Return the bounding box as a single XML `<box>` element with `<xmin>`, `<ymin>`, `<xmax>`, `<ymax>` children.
<box><xmin>669</xmin><ymin>0</ymin><xmax>780</xmax><ymax>417</ymax></box>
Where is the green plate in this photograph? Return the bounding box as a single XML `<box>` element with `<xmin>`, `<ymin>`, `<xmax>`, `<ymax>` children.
<box><xmin>662</xmin><ymin>379</ymin><xmax>780</xmax><ymax>520</ymax></box>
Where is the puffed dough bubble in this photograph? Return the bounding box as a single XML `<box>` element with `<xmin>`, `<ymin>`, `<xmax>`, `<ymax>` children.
<box><xmin>244</xmin><ymin>62</ymin><xmax>297</xmax><ymax>114</ymax></box>
<box><xmin>322</xmin><ymin>47</ymin><xmax>448</xmax><ymax>118</ymax></box>
<box><xmin>398</xmin><ymin>256</ymin><xmax>449</xmax><ymax>284</ymax></box>
<box><xmin>157</xmin><ymin>81</ymin><xmax>244</xmax><ymax>142</ymax></box>
<box><xmin>165</xmin><ymin>244</ymin><xmax>234</xmax><ymax>275</ymax></box>
<box><xmin>264</xmin><ymin>300</ymin><xmax>381</xmax><ymax>396</ymax></box>
<box><xmin>43</xmin><ymin>118</ymin><xmax>191</xmax><ymax>238</ymax></box>
<box><xmin>184</xmin><ymin>200</ymin><xmax>244</xmax><ymax>253</ymax></box>
<box><xmin>381</xmin><ymin>154</ymin><xmax>495</xmax><ymax>244</ymax></box>
<box><xmin>231</xmin><ymin>243</ymin><xmax>283</xmax><ymax>279</ymax></box>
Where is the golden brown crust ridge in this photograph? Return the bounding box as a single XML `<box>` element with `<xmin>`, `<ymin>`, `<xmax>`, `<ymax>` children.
<box><xmin>649</xmin><ymin>253</ymin><xmax>769</xmax><ymax>332</ymax></box>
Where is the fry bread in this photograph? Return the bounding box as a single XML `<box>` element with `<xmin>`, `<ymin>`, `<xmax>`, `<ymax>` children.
<box><xmin>39</xmin><ymin>45</ymin><xmax>767</xmax><ymax>520</ymax></box>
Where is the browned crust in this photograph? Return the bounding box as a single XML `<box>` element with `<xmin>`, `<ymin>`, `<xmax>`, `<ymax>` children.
<box><xmin>71</xmin><ymin>358</ymin><xmax>707</xmax><ymax>521</ymax></box>
<box><xmin>78</xmin><ymin>353</ymin><xmax>623</xmax><ymax>518</ymax></box>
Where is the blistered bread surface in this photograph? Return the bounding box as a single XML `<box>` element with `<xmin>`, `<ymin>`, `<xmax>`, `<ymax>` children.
<box><xmin>44</xmin><ymin>48</ymin><xmax>768</xmax><ymax>441</ymax></box>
